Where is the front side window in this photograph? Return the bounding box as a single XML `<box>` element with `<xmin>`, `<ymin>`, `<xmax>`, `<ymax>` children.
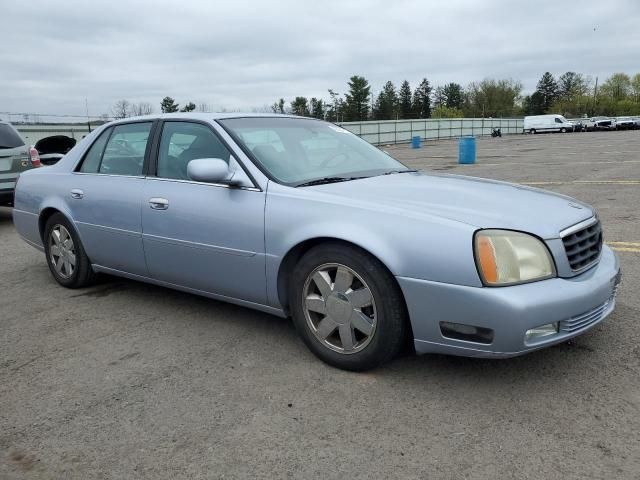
<box><xmin>156</xmin><ymin>122</ymin><xmax>232</xmax><ymax>180</ymax></box>
<box><xmin>219</xmin><ymin>117</ymin><xmax>407</xmax><ymax>185</ymax></box>
<box><xmin>555</xmin><ymin>118</ymin><xmax>563</xmax><ymax>124</ymax></box>
<box><xmin>99</xmin><ymin>122</ymin><xmax>152</xmax><ymax>176</ymax></box>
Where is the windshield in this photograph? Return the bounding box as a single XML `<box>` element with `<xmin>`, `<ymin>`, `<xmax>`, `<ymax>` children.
<box><xmin>218</xmin><ymin>117</ymin><xmax>409</xmax><ymax>186</ymax></box>
<box><xmin>0</xmin><ymin>123</ymin><xmax>25</xmax><ymax>149</ymax></box>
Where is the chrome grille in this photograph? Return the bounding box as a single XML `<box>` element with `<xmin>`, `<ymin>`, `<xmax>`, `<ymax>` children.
<box><xmin>562</xmin><ymin>220</ymin><xmax>602</xmax><ymax>271</ymax></box>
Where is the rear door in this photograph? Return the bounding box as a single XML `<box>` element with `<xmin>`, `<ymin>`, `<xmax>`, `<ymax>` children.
<box><xmin>0</xmin><ymin>123</ymin><xmax>31</xmax><ymax>201</ymax></box>
<box><xmin>68</xmin><ymin>121</ymin><xmax>156</xmax><ymax>276</ymax></box>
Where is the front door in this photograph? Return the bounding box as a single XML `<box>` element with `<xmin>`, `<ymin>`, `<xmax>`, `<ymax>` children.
<box><xmin>141</xmin><ymin>121</ymin><xmax>266</xmax><ymax>304</ymax></box>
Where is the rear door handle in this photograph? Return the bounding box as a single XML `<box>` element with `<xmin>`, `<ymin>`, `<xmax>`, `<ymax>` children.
<box><xmin>70</xmin><ymin>189</ymin><xmax>84</xmax><ymax>199</ymax></box>
<box><xmin>149</xmin><ymin>197</ymin><xmax>169</xmax><ymax>210</ymax></box>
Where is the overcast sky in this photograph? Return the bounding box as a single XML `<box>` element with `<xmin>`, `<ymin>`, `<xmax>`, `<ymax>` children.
<box><xmin>2</xmin><ymin>0</ymin><xmax>639</xmax><ymax>120</ymax></box>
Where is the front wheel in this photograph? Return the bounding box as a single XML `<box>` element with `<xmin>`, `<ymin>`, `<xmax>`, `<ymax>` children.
<box><xmin>289</xmin><ymin>243</ymin><xmax>407</xmax><ymax>371</ymax></box>
<box><xmin>44</xmin><ymin>213</ymin><xmax>96</xmax><ymax>288</ymax></box>
<box><xmin>560</xmin><ymin>128</ymin><xmax>567</xmax><ymax>133</ymax></box>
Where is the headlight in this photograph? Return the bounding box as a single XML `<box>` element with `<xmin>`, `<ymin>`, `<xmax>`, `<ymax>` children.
<box><xmin>474</xmin><ymin>230</ymin><xmax>555</xmax><ymax>286</ymax></box>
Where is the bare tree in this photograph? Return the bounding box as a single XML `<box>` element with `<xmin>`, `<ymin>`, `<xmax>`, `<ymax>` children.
<box><xmin>197</xmin><ymin>103</ymin><xmax>210</xmax><ymax>112</ymax></box>
<box><xmin>130</xmin><ymin>102</ymin><xmax>154</xmax><ymax>116</ymax></box>
<box><xmin>111</xmin><ymin>99</ymin><xmax>130</xmax><ymax>119</ymax></box>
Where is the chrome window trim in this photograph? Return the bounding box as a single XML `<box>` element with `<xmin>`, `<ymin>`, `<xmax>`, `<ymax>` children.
<box><xmin>71</xmin><ymin>171</ymin><xmax>261</xmax><ymax>191</ymax></box>
<box><xmin>144</xmin><ymin>176</ymin><xmax>261</xmax><ymax>192</ymax></box>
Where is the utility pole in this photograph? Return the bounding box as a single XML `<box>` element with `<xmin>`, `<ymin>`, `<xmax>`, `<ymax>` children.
<box><xmin>85</xmin><ymin>98</ymin><xmax>91</xmax><ymax>133</ymax></box>
<box><xmin>591</xmin><ymin>77</ymin><xmax>598</xmax><ymax>116</ymax></box>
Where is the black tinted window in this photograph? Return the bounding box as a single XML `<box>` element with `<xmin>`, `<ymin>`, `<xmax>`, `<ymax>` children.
<box><xmin>157</xmin><ymin>122</ymin><xmax>231</xmax><ymax>180</ymax></box>
<box><xmin>99</xmin><ymin>122</ymin><xmax>152</xmax><ymax>176</ymax></box>
<box><xmin>555</xmin><ymin>118</ymin><xmax>562</xmax><ymax>123</ymax></box>
<box><xmin>0</xmin><ymin>124</ymin><xmax>25</xmax><ymax>149</ymax></box>
<box><xmin>78</xmin><ymin>128</ymin><xmax>111</xmax><ymax>173</ymax></box>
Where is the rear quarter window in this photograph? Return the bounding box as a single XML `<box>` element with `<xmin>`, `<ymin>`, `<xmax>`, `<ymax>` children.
<box><xmin>0</xmin><ymin>124</ymin><xmax>25</xmax><ymax>149</ymax></box>
<box><xmin>77</xmin><ymin>128</ymin><xmax>112</xmax><ymax>173</ymax></box>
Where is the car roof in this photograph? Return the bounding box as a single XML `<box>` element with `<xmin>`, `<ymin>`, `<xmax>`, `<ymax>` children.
<box><xmin>108</xmin><ymin>112</ymin><xmax>306</xmax><ymax>126</ymax></box>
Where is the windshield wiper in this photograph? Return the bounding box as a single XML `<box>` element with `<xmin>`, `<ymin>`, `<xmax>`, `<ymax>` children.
<box><xmin>382</xmin><ymin>169</ymin><xmax>419</xmax><ymax>175</ymax></box>
<box><xmin>295</xmin><ymin>176</ymin><xmax>366</xmax><ymax>187</ymax></box>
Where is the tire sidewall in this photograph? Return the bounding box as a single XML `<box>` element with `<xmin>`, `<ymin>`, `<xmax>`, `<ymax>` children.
<box><xmin>44</xmin><ymin>213</ymin><xmax>91</xmax><ymax>288</ymax></box>
<box><xmin>289</xmin><ymin>244</ymin><xmax>406</xmax><ymax>371</ymax></box>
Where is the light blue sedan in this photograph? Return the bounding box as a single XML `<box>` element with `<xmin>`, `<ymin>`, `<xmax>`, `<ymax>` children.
<box><xmin>12</xmin><ymin>114</ymin><xmax>621</xmax><ymax>371</ymax></box>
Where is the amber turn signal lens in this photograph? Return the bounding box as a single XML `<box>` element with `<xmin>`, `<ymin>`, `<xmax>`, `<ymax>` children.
<box><xmin>477</xmin><ymin>236</ymin><xmax>498</xmax><ymax>284</ymax></box>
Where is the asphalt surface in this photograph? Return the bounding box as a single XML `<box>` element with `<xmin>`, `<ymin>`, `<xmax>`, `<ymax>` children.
<box><xmin>1</xmin><ymin>130</ymin><xmax>639</xmax><ymax>479</ymax></box>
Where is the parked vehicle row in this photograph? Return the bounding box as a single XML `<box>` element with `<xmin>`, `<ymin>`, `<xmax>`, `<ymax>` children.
<box><xmin>524</xmin><ymin>115</ymin><xmax>640</xmax><ymax>134</ymax></box>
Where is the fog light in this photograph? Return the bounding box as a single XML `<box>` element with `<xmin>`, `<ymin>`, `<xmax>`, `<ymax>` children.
<box><xmin>525</xmin><ymin>323</ymin><xmax>559</xmax><ymax>341</ymax></box>
<box><xmin>440</xmin><ymin>321</ymin><xmax>494</xmax><ymax>344</ymax></box>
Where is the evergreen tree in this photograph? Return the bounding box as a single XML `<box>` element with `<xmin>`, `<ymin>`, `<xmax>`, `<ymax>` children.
<box><xmin>290</xmin><ymin>97</ymin><xmax>310</xmax><ymax>116</ymax></box>
<box><xmin>344</xmin><ymin>75</ymin><xmax>371</xmax><ymax>121</ymax></box>
<box><xmin>180</xmin><ymin>102</ymin><xmax>196</xmax><ymax>112</ymax></box>
<box><xmin>398</xmin><ymin>80</ymin><xmax>413</xmax><ymax>119</ymax></box>
<box><xmin>160</xmin><ymin>96</ymin><xmax>179</xmax><ymax>113</ymax></box>
<box><xmin>412</xmin><ymin>78</ymin><xmax>432</xmax><ymax>118</ymax></box>
<box><xmin>373</xmin><ymin>81</ymin><xmax>398</xmax><ymax>120</ymax></box>
<box><xmin>535</xmin><ymin>72</ymin><xmax>559</xmax><ymax>112</ymax></box>
<box><xmin>310</xmin><ymin>98</ymin><xmax>325</xmax><ymax>119</ymax></box>
<box><xmin>443</xmin><ymin>82</ymin><xmax>463</xmax><ymax>109</ymax></box>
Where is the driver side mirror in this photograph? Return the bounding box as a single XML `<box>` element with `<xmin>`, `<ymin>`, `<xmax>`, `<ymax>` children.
<box><xmin>187</xmin><ymin>158</ymin><xmax>238</xmax><ymax>185</ymax></box>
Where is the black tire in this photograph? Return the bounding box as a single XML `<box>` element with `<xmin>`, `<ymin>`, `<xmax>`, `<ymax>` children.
<box><xmin>43</xmin><ymin>213</ymin><xmax>96</xmax><ymax>288</ymax></box>
<box><xmin>560</xmin><ymin>128</ymin><xmax>566</xmax><ymax>133</ymax></box>
<box><xmin>530</xmin><ymin>129</ymin><xmax>536</xmax><ymax>134</ymax></box>
<box><xmin>289</xmin><ymin>242</ymin><xmax>407</xmax><ymax>371</ymax></box>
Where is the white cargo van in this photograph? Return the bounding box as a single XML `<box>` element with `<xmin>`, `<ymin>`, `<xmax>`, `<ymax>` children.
<box><xmin>523</xmin><ymin>115</ymin><xmax>574</xmax><ymax>134</ymax></box>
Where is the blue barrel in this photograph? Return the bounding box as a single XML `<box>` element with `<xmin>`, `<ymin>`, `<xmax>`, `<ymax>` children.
<box><xmin>458</xmin><ymin>136</ymin><xmax>476</xmax><ymax>164</ymax></box>
<box><xmin>411</xmin><ymin>135</ymin><xmax>421</xmax><ymax>149</ymax></box>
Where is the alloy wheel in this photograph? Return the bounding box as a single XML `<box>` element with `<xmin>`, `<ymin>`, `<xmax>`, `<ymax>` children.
<box><xmin>302</xmin><ymin>263</ymin><xmax>377</xmax><ymax>354</ymax></box>
<box><xmin>49</xmin><ymin>224</ymin><xmax>76</xmax><ymax>279</ymax></box>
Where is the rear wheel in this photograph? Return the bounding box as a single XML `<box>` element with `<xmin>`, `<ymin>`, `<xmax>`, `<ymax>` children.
<box><xmin>44</xmin><ymin>213</ymin><xmax>96</xmax><ymax>288</ymax></box>
<box><xmin>289</xmin><ymin>243</ymin><xmax>407</xmax><ymax>371</ymax></box>
<box><xmin>529</xmin><ymin>129</ymin><xmax>536</xmax><ymax>134</ymax></box>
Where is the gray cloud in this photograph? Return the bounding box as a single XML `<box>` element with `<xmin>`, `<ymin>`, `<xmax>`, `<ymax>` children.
<box><xmin>2</xmin><ymin>0</ymin><xmax>639</xmax><ymax>119</ymax></box>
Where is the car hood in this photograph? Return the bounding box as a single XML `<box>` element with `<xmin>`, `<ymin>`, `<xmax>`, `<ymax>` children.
<box><xmin>307</xmin><ymin>172</ymin><xmax>594</xmax><ymax>239</ymax></box>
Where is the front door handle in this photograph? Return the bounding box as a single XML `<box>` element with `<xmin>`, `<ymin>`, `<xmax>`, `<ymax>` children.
<box><xmin>70</xmin><ymin>189</ymin><xmax>84</xmax><ymax>199</ymax></box>
<box><xmin>149</xmin><ymin>197</ymin><xmax>169</xmax><ymax>210</ymax></box>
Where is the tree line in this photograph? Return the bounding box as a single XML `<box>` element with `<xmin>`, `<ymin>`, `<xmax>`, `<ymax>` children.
<box><xmin>273</xmin><ymin>72</ymin><xmax>640</xmax><ymax>122</ymax></box>
<box><xmin>108</xmin><ymin>72</ymin><xmax>640</xmax><ymax>122</ymax></box>
<box><xmin>110</xmin><ymin>96</ymin><xmax>198</xmax><ymax>119</ymax></box>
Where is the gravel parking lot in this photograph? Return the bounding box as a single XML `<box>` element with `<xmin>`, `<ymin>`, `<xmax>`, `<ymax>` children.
<box><xmin>1</xmin><ymin>130</ymin><xmax>639</xmax><ymax>479</ymax></box>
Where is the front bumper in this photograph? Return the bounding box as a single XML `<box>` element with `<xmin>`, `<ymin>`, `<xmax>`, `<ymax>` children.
<box><xmin>398</xmin><ymin>246</ymin><xmax>621</xmax><ymax>358</ymax></box>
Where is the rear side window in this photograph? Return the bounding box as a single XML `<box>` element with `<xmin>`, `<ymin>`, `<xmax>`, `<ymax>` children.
<box><xmin>0</xmin><ymin>124</ymin><xmax>25</xmax><ymax>149</ymax></box>
<box><xmin>79</xmin><ymin>128</ymin><xmax>111</xmax><ymax>173</ymax></box>
<box><xmin>100</xmin><ymin>123</ymin><xmax>152</xmax><ymax>176</ymax></box>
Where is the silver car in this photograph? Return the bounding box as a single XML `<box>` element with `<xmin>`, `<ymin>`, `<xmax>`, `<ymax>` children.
<box><xmin>0</xmin><ymin>121</ymin><xmax>41</xmax><ymax>205</ymax></box>
<box><xmin>13</xmin><ymin>114</ymin><xmax>621</xmax><ymax>371</ymax></box>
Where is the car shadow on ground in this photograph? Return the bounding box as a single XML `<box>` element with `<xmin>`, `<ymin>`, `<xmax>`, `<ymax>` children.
<box><xmin>71</xmin><ymin>271</ymin><xmax>620</xmax><ymax>393</ymax></box>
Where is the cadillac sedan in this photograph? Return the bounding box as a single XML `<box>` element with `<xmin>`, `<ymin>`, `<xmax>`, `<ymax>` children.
<box><xmin>13</xmin><ymin>114</ymin><xmax>621</xmax><ymax>371</ymax></box>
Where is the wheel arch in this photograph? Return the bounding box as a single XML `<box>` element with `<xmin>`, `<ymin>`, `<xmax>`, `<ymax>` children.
<box><xmin>276</xmin><ymin>236</ymin><xmax>413</xmax><ymax>340</ymax></box>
